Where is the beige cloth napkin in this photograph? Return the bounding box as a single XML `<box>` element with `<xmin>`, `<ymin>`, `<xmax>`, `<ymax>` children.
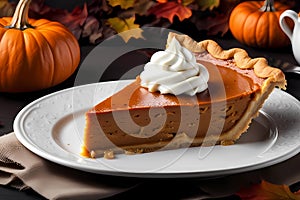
<box><xmin>0</xmin><ymin>132</ymin><xmax>139</xmax><ymax>200</ymax></box>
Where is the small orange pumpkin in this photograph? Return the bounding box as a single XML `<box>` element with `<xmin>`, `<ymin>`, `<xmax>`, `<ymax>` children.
<box><xmin>229</xmin><ymin>0</ymin><xmax>291</xmax><ymax>48</ymax></box>
<box><xmin>0</xmin><ymin>0</ymin><xmax>80</xmax><ymax>93</ymax></box>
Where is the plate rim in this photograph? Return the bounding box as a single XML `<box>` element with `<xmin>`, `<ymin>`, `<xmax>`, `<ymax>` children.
<box><xmin>13</xmin><ymin>80</ymin><xmax>300</xmax><ymax>178</ymax></box>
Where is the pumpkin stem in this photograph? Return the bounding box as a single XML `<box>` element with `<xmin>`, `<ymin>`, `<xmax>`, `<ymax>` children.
<box><xmin>260</xmin><ymin>0</ymin><xmax>276</xmax><ymax>12</ymax></box>
<box><xmin>7</xmin><ymin>0</ymin><xmax>33</xmax><ymax>30</ymax></box>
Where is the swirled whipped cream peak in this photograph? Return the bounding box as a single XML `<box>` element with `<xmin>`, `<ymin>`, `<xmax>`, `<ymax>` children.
<box><xmin>140</xmin><ymin>37</ymin><xmax>209</xmax><ymax>96</ymax></box>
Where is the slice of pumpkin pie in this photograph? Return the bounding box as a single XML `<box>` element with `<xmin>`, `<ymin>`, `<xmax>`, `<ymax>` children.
<box><xmin>81</xmin><ymin>33</ymin><xmax>286</xmax><ymax>158</ymax></box>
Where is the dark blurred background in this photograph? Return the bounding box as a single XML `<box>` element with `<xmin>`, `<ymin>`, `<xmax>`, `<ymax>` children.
<box><xmin>43</xmin><ymin>0</ymin><xmax>91</xmax><ymax>10</ymax></box>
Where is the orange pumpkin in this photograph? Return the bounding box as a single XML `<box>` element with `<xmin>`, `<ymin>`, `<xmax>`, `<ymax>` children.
<box><xmin>229</xmin><ymin>0</ymin><xmax>291</xmax><ymax>48</ymax></box>
<box><xmin>0</xmin><ymin>0</ymin><xmax>80</xmax><ymax>93</ymax></box>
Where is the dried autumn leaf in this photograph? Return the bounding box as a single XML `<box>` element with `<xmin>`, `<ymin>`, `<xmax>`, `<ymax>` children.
<box><xmin>191</xmin><ymin>13</ymin><xmax>229</xmax><ymax>36</ymax></box>
<box><xmin>148</xmin><ymin>1</ymin><xmax>192</xmax><ymax>23</ymax></box>
<box><xmin>82</xmin><ymin>16</ymin><xmax>99</xmax><ymax>38</ymax></box>
<box><xmin>28</xmin><ymin>1</ymin><xmax>88</xmax><ymax>39</ymax></box>
<box><xmin>28</xmin><ymin>0</ymin><xmax>52</xmax><ymax>16</ymax></box>
<box><xmin>182</xmin><ymin>0</ymin><xmax>194</xmax><ymax>6</ymax></box>
<box><xmin>236</xmin><ymin>180</ymin><xmax>300</xmax><ymax>199</ymax></box>
<box><xmin>157</xmin><ymin>0</ymin><xmax>167</xmax><ymax>3</ymax></box>
<box><xmin>82</xmin><ymin>16</ymin><xmax>104</xmax><ymax>44</ymax></box>
<box><xmin>107</xmin><ymin>0</ymin><xmax>135</xmax><ymax>9</ymax></box>
<box><xmin>134</xmin><ymin>0</ymin><xmax>155</xmax><ymax>16</ymax></box>
<box><xmin>107</xmin><ymin>17</ymin><xmax>143</xmax><ymax>42</ymax></box>
<box><xmin>0</xmin><ymin>0</ymin><xmax>14</xmax><ymax>17</ymax></box>
<box><xmin>196</xmin><ymin>0</ymin><xmax>220</xmax><ymax>11</ymax></box>
<box><xmin>50</xmin><ymin>4</ymin><xmax>88</xmax><ymax>40</ymax></box>
<box><xmin>0</xmin><ymin>0</ymin><xmax>8</xmax><ymax>9</ymax></box>
<box><xmin>107</xmin><ymin>17</ymin><xmax>139</xmax><ymax>33</ymax></box>
<box><xmin>87</xmin><ymin>0</ymin><xmax>112</xmax><ymax>15</ymax></box>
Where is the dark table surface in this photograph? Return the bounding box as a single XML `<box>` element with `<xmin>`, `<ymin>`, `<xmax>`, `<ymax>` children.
<box><xmin>0</xmin><ymin>34</ymin><xmax>299</xmax><ymax>199</ymax></box>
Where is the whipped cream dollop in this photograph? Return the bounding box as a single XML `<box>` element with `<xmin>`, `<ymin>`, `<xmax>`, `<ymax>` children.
<box><xmin>140</xmin><ymin>37</ymin><xmax>209</xmax><ymax>96</ymax></box>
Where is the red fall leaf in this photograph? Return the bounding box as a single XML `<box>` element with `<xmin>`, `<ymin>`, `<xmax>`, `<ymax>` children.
<box><xmin>29</xmin><ymin>0</ymin><xmax>88</xmax><ymax>39</ymax></box>
<box><xmin>148</xmin><ymin>1</ymin><xmax>192</xmax><ymax>23</ymax></box>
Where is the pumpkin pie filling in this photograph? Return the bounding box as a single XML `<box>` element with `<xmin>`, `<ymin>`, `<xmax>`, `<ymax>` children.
<box><xmin>81</xmin><ymin>33</ymin><xmax>285</xmax><ymax>158</ymax></box>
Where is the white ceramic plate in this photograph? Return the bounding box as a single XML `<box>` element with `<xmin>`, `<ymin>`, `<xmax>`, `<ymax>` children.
<box><xmin>14</xmin><ymin>80</ymin><xmax>300</xmax><ymax>178</ymax></box>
